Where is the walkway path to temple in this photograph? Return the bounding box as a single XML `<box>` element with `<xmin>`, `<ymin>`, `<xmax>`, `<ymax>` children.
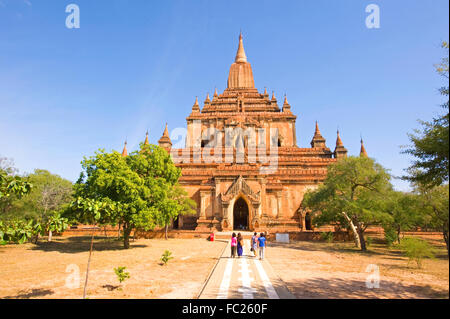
<box><xmin>198</xmin><ymin>232</ymin><xmax>295</xmax><ymax>299</ymax></box>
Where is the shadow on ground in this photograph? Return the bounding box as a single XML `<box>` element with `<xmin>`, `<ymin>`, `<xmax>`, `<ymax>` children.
<box><xmin>30</xmin><ymin>236</ymin><xmax>148</xmax><ymax>253</ymax></box>
<box><xmin>268</xmin><ymin>240</ymin><xmax>403</xmax><ymax>257</ymax></box>
<box><xmin>3</xmin><ymin>288</ymin><xmax>54</xmax><ymax>299</ymax></box>
<box><xmin>280</xmin><ymin>276</ymin><xmax>449</xmax><ymax>299</ymax></box>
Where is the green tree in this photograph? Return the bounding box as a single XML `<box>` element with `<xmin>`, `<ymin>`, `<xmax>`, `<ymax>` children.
<box><xmin>155</xmin><ymin>183</ymin><xmax>196</xmax><ymax>240</ymax></box>
<box><xmin>74</xmin><ymin>144</ymin><xmax>182</xmax><ymax>249</ymax></box>
<box><xmin>302</xmin><ymin>156</ymin><xmax>392</xmax><ymax>251</ymax></box>
<box><xmin>4</xmin><ymin>169</ymin><xmax>73</xmax><ymax>222</ymax></box>
<box><xmin>382</xmin><ymin>191</ymin><xmax>422</xmax><ymax>245</ymax></box>
<box><xmin>403</xmin><ymin>41</ymin><xmax>449</xmax><ymax>187</ymax></box>
<box><xmin>0</xmin><ymin>157</ymin><xmax>32</xmax><ymax>208</ymax></box>
<box><xmin>400</xmin><ymin>237</ymin><xmax>435</xmax><ymax>268</ymax></box>
<box><xmin>44</xmin><ymin>212</ymin><xmax>69</xmax><ymax>242</ymax></box>
<box><xmin>417</xmin><ymin>184</ymin><xmax>449</xmax><ymax>255</ymax></box>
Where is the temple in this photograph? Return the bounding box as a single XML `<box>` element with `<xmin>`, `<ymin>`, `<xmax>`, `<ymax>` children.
<box><xmin>125</xmin><ymin>33</ymin><xmax>368</xmax><ymax>233</ymax></box>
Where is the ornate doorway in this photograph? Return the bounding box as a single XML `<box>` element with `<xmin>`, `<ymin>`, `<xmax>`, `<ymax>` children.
<box><xmin>233</xmin><ymin>197</ymin><xmax>249</xmax><ymax>230</ymax></box>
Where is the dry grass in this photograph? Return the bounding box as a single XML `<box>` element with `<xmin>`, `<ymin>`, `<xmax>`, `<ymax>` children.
<box><xmin>0</xmin><ymin>236</ymin><xmax>227</xmax><ymax>299</ymax></box>
<box><xmin>267</xmin><ymin>237</ymin><xmax>449</xmax><ymax>299</ymax></box>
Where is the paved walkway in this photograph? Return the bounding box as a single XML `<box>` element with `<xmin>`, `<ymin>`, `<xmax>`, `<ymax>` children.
<box><xmin>199</xmin><ymin>239</ymin><xmax>295</xmax><ymax>299</ymax></box>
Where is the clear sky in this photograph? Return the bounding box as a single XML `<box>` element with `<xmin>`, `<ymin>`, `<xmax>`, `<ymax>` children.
<box><xmin>0</xmin><ymin>0</ymin><xmax>448</xmax><ymax>190</ymax></box>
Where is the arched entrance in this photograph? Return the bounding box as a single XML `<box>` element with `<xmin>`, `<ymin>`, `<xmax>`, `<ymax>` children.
<box><xmin>233</xmin><ymin>197</ymin><xmax>249</xmax><ymax>230</ymax></box>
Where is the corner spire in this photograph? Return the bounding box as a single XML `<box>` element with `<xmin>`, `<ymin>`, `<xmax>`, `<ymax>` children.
<box><xmin>334</xmin><ymin>130</ymin><xmax>348</xmax><ymax>159</ymax></box>
<box><xmin>158</xmin><ymin>123</ymin><xmax>172</xmax><ymax>151</ymax></box>
<box><xmin>282</xmin><ymin>94</ymin><xmax>291</xmax><ymax>113</ymax></box>
<box><xmin>235</xmin><ymin>31</ymin><xmax>247</xmax><ymax>63</ymax></box>
<box><xmin>121</xmin><ymin>140</ymin><xmax>128</xmax><ymax>157</ymax></box>
<box><xmin>310</xmin><ymin>121</ymin><xmax>326</xmax><ymax>148</ymax></box>
<box><xmin>191</xmin><ymin>96</ymin><xmax>200</xmax><ymax>113</ymax></box>
<box><xmin>315</xmin><ymin>121</ymin><xmax>321</xmax><ymax>135</ymax></box>
<box><xmin>336</xmin><ymin>130</ymin><xmax>343</xmax><ymax>147</ymax></box>
<box><xmin>360</xmin><ymin>138</ymin><xmax>368</xmax><ymax>158</ymax></box>
<box><xmin>144</xmin><ymin>131</ymin><xmax>149</xmax><ymax>145</ymax></box>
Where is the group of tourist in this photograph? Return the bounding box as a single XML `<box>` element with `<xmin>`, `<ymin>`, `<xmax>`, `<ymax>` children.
<box><xmin>230</xmin><ymin>232</ymin><xmax>266</xmax><ymax>260</ymax></box>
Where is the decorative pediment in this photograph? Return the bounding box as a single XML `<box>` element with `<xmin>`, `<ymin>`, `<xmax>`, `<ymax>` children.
<box><xmin>221</xmin><ymin>175</ymin><xmax>260</xmax><ymax>204</ymax></box>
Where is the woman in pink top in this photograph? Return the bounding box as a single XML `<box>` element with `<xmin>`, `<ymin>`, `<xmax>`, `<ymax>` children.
<box><xmin>230</xmin><ymin>232</ymin><xmax>237</xmax><ymax>258</ymax></box>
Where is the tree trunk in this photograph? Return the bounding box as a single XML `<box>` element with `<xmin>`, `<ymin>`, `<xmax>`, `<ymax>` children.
<box><xmin>83</xmin><ymin>232</ymin><xmax>95</xmax><ymax>299</ymax></box>
<box><xmin>443</xmin><ymin>227</ymin><xmax>449</xmax><ymax>257</ymax></box>
<box><xmin>341</xmin><ymin>212</ymin><xmax>360</xmax><ymax>249</ymax></box>
<box><xmin>165</xmin><ymin>224</ymin><xmax>168</xmax><ymax>240</ymax></box>
<box><xmin>358</xmin><ymin>227</ymin><xmax>367</xmax><ymax>251</ymax></box>
<box><xmin>48</xmin><ymin>230</ymin><xmax>52</xmax><ymax>242</ymax></box>
<box><xmin>33</xmin><ymin>233</ymin><xmax>39</xmax><ymax>244</ymax></box>
<box><xmin>123</xmin><ymin>225</ymin><xmax>132</xmax><ymax>249</ymax></box>
<box><xmin>117</xmin><ymin>222</ymin><xmax>121</xmax><ymax>240</ymax></box>
<box><xmin>104</xmin><ymin>226</ymin><xmax>108</xmax><ymax>238</ymax></box>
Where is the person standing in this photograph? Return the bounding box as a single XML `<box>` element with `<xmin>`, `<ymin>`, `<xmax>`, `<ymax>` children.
<box><xmin>231</xmin><ymin>233</ymin><xmax>237</xmax><ymax>258</ymax></box>
<box><xmin>251</xmin><ymin>232</ymin><xmax>258</xmax><ymax>257</ymax></box>
<box><xmin>237</xmin><ymin>233</ymin><xmax>244</xmax><ymax>257</ymax></box>
<box><xmin>258</xmin><ymin>232</ymin><xmax>266</xmax><ymax>260</ymax></box>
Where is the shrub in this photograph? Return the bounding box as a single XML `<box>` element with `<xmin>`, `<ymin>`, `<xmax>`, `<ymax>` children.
<box><xmin>399</xmin><ymin>237</ymin><xmax>435</xmax><ymax>268</ymax></box>
<box><xmin>0</xmin><ymin>219</ymin><xmax>39</xmax><ymax>244</ymax></box>
<box><xmin>320</xmin><ymin>231</ymin><xmax>334</xmax><ymax>243</ymax></box>
<box><xmin>114</xmin><ymin>266</ymin><xmax>130</xmax><ymax>284</ymax></box>
<box><xmin>160</xmin><ymin>250</ymin><xmax>173</xmax><ymax>266</ymax></box>
<box><xmin>384</xmin><ymin>227</ymin><xmax>399</xmax><ymax>247</ymax></box>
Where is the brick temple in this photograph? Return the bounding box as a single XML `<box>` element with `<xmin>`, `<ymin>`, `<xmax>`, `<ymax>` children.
<box><xmin>124</xmin><ymin>33</ymin><xmax>368</xmax><ymax>233</ymax></box>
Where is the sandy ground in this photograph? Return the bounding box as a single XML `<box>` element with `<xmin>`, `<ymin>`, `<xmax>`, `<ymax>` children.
<box><xmin>0</xmin><ymin>237</ymin><xmax>227</xmax><ymax>299</ymax></box>
<box><xmin>267</xmin><ymin>239</ymin><xmax>449</xmax><ymax>299</ymax></box>
<box><xmin>1</xmin><ymin>235</ymin><xmax>448</xmax><ymax>299</ymax></box>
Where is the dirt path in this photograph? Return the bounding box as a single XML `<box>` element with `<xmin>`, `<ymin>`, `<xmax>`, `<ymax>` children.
<box><xmin>199</xmin><ymin>239</ymin><xmax>294</xmax><ymax>299</ymax></box>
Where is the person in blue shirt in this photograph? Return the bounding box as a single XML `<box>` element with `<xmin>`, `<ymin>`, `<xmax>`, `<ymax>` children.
<box><xmin>257</xmin><ymin>233</ymin><xmax>266</xmax><ymax>260</ymax></box>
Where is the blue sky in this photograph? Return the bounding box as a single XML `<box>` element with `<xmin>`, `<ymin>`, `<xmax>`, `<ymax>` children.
<box><xmin>0</xmin><ymin>0</ymin><xmax>448</xmax><ymax>191</ymax></box>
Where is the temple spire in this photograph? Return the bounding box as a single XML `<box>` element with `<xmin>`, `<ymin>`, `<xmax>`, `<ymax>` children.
<box><xmin>336</xmin><ymin>130</ymin><xmax>343</xmax><ymax>146</ymax></box>
<box><xmin>334</xmin><ymin>130</ymin><xmax>348</xmax><ymax>159</ymax></box>
<box><xmin>282</xmin><ymin>94</ymin><xmax>291</xmax><ymax>113</ymax></box>
<box><xmin>360</xmin><ymin>138</ymin><xmax>368</xmax><ymax>157</ymax></box>
<box><xmin>315</xmin><ymin>121</ymin><xmax>321</xmax><ymax>135</ymax></box>
<box><xmin>144</xmin><ymin>131</ymin><xmax>149</xmax><ymax>145</ymax></box>
<box><xmin>191</xmin><ymin>96</ymin><xmax>200</xmax><ymax>113</ymax></box>
<box><xmin>227</xmin><ymin>32</ymin><xmax>255</xmax><ymax>89</ymax></box>
<box><xmin>310</xmin><ymin>121</ymin><xmax>326</xmax><ymax>148</ymax></box>
<box><xmin>121</xmin><ymin>140</ymin><xmax>128</xmax><ymax>157</ymax></box>
<box><xmin>158</xmin><ymin>123</ymin><xmax>172</xmax><ymax>150</ymax></box>
<box><xmin>235</xmin><ymin>31</ymin><xmax>247</xmax><ymax>63</ymax></box>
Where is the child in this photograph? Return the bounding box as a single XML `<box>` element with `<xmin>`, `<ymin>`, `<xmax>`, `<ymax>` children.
<box><xmin>230</xmin><ymin>232</ymin><xmax>237</xmax><ymax>258</ymax></box>
<box><xmin>258</xmin><ymin>232</ymin><xmax>266</xmax><ymax>260</ymax></box>
<box><xmin>251</xmin><ymin>232</ymin><xmax>258</xmax><ymax>257</ymax></box>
